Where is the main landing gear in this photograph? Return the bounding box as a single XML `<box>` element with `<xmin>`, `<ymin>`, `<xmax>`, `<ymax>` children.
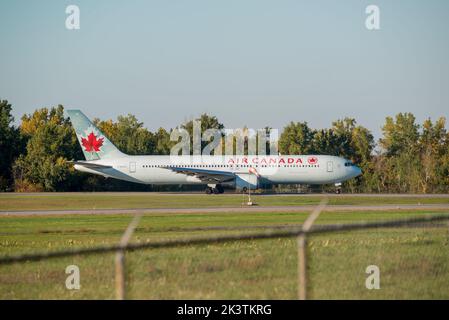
<box><xmin>205</xmin><ymin>184</ymin><xmax>224</xmax><ymax>195</ymax></box>
<box><xmin>335</xmin><ymin>182</ymin><xmax>342</xmax><ymax>194</ymax></box>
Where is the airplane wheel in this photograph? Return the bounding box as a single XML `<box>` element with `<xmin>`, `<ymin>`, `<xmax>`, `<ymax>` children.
<box><xmin>205</xmin><ymin>187</ymin><xmax>213</xmax><ymax>195</ymax></box>
<box><xmin>213</xmin><ymin>188</ymin><xmax>220</xmax><ymax>194</ymax></box>
<box><xmin>242</xmin><ymin>187</ymin><xmax>248</xmax><ymax>193</ymax></box>
<box><xmin>335</xmin><ymin>188</ymin><xmax>341</xmax><ymax>194</ymax></box>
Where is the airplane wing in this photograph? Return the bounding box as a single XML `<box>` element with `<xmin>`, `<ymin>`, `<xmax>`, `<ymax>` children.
<box><xmin>69</xmin><ymin>161</ymin><xmax>112</xmax><ymax>169</ymax></box>
<box><xmin>165</xmin><ymin>167</ymin><xmax>235</xmax><ymax>184</ymax></box>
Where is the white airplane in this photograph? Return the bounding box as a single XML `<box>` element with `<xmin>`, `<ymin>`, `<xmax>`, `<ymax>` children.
<box><xmin>66</xmin><ymin>110</ymin><xmax>362</xmax><ymax>194</ymax></box>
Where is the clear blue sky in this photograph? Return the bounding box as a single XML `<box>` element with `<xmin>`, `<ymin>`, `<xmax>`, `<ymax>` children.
<box><xmin>1</xmin><ymin>0</ymin><xmax>448</xmax><ymax>139</ymax></box>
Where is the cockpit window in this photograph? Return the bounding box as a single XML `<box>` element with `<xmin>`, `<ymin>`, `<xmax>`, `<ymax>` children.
<box><xmin>344</xmin><ymin>162</ymin><xmax>356</xmax><ymax>167</ymax></box>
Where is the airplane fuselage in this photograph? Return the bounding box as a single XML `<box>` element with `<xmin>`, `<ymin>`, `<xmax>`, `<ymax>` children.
<box><xmin>74</xmin><ymin>154</ymin><xmax>362</xmax><ymax>188</ymax></box>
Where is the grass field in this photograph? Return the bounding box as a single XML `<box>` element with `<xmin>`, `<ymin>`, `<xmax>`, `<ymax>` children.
<box><xmin>0</xmin><ymin>193</ymin><xmax>449</xmax><ymax>299</ymax></box>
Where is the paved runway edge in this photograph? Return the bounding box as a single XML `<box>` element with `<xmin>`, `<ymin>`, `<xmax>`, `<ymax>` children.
<box><xmin>2</xmin><ymin>204</ymin><xmax>449</xmax><ymax>216</ymax></box>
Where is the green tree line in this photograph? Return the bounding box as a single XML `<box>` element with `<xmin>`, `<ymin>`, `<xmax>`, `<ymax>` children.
<box><xmin>1</xmin><ymin>99</ymin><xmax>448</xmax><ymax>193</ymax></box>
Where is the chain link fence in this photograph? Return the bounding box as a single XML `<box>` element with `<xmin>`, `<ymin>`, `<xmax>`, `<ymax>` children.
<box><xmin>1</xmin><ymin>207</ymin><xmax>448</xmax><ymax>299</ymax></box>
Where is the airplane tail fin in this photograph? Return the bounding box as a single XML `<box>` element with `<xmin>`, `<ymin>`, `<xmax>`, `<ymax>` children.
<box><xmin>66</xmin><ymin>110</ymin><xmax>126</xmax><ymax>161</ymax></box>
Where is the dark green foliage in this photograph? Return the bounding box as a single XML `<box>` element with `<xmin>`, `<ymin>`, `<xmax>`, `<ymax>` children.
<box><xmin>12</xmin><ymin>105</ymin><xmax>82</xmax><ymax>191</ymax></box>
<box><xmin>0</xmin><ymin>100</ymin><xmax>23</xmax><ymax>190</ymax></box>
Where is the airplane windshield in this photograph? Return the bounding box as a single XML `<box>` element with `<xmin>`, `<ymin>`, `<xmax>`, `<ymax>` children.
<box><xmin>344</xmin><ymin>162</ymin><xmax>356</xmax><ymax>167</ymax></box>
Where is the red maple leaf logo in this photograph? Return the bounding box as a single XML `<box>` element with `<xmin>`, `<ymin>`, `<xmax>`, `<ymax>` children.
<box><xmin>81</xmin><ymin>132</ymin><xmax>104</xmax><ymax>152</ymax></box>
<box><xmin>308</xmin><ymin>156</ymin><xmax>318</xmax><ymax>165</ymax></box>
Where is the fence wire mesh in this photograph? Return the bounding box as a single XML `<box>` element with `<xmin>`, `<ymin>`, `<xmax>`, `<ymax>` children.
<box><xmin>0</xmin><ymin>213</ymin><xmax>448</xmax><ymax>299</ymax></box>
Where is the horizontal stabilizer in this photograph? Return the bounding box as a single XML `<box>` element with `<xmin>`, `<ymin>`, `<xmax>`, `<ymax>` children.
<box><xmin>69</xmin><ymin>161</ymin><xmax>112</xmax><ymax>169</ymax></box>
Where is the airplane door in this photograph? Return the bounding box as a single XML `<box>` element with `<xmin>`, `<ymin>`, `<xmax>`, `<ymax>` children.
<box><xmin>129</xmin><ymin>162</ymin><xmax>136</xmax><ymax>173</ymax></box>
<box><xmin>327</xmin><ymin>161</ymin><xmax>333</xmax><ymax>172</ymax></box>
